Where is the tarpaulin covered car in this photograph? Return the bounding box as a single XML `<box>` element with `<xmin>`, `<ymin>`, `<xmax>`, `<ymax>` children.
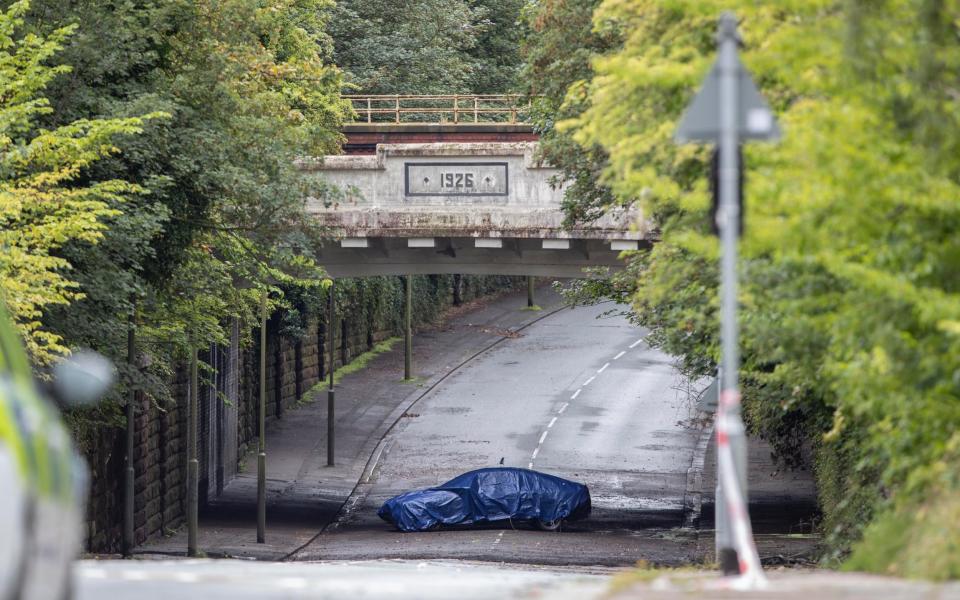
<box><xmin>378</xmin><ymin>467</ymin><xmax>591</xmax><ymax>532</ymax></box>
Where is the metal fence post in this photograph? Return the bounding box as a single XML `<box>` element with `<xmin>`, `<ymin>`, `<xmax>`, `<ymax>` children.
<box><xmin>527</xmin><ymin>276</ymin><xmax>535</xmax><ymax>308</ymax></box>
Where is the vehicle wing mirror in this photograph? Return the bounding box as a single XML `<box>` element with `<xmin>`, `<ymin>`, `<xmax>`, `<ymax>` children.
<box><xmin>51</xmin><ymin>350</ymin><xmax>115</xmax><ymax>408</ymax></box>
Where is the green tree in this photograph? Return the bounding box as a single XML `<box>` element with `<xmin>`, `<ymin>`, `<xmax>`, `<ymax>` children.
<box><xmin>468</xmin><ymin>0</ymin><xmax>527</xmax><ymax>92</ymax></box>
<box><xmin>0</xmin><ymin>0</ymin><xmax>160</xmax><ymax>364</ymax></box>
<box><xmin>549</xmin><ymin>0</ymin><xmax>960</xmax><ymax>577</ymax></box>
<box><xmin>18</xmin><ymin>0</ymin><xmax>349</xmax><ymax>419</ymax></box>
<box><xmin>328</xmin><ymin>0</ymin><xmax>483</xmax><ymax>94</ymax></box>
<box><xmin>520</xmin><ymin>0</ymin><xmax>620</xmax><ymax>226</ymax></box>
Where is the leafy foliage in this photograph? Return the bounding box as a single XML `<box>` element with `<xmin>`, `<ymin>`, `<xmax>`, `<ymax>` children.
<box><xmin>11</xmin><ymin>0</ymin><xmax>349</xmax><ymax>418</ymax></box>
<box><xmin>547</xmin><ymin>0</ymin><xmax>960</xmax><ymax>577</ymax></box>
<box><xmin>329</xmin><ymin>0</ymin><xmax>526</xmax><ymax>94</ymax></box>
<box><xmin>0</xmin><ymin>0</ymin><xmax>162</xmax><ymax>363</ymax></box>
<box><xmin>520</xmin><ymin>0</ymin><xmax>621</xmax><ymax>226</ymax></box>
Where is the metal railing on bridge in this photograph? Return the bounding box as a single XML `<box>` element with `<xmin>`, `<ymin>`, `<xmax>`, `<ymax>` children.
<box><xmin>345</xmin><ymin>94</ymin><xmax>532</xmax><ymax>125</ymax></box>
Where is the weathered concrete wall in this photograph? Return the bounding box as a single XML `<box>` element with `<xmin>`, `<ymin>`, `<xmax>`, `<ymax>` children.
<box><xmin>301</xmin><ymin>142</ymin><xmax>646</xmax><ymax>241</ymax></box>
<box><xmin>82</xmin><ymin>274</ymin><xmax>522</xmax><ymax>552</ymax></box>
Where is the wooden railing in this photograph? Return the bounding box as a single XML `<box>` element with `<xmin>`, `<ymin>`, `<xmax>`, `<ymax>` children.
<box><xmin>345</xmin><ymin>95</ymin><xmax>532</xmax><ymax>124</ymax></box>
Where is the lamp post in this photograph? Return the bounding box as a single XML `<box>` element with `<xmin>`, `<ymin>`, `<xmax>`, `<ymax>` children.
<box><xmin>257</xmin><ymin>290</ymin><xmax>267</xmax><ymax>543</ymax></box>
<box><xmin>327</xmin><ymin>280</ymin><xmax>336</xmax><ymax>466</ymax></box>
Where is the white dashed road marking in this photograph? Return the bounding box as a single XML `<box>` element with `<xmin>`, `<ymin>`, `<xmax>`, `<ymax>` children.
<box><xmin>558</xmin><ymin>403</ymin><xmax>569</xmax><ymax>414</ymax></box>
<box><xmin>614</xmin><ymin>351</ymin><xmax>626</xmax><ymax>360</ymax></box>
<box><xmin>531</xmin><ymin>447</ymin><xmax>540</xmax><ymax>460</ymax></box>
<box><xmin>548</xmin><ymin>417</ymin><xmax>557</xmax><ymax>429</ymax></box>
<box><xmin>583</xmin><ymin>376</ymin><xmax>595</xmax><ymax>386</ymax></box>
<box><xmin>630</xmin><ymin>338</ymin><xmax>644</xmax><ymax>349</ymax></box>
<box><xmin>570</xmin><ymin>389</ymin><xmax>581</xmax><ymax>400</ymax></box>
<box><xmin>538</xmin><ymin>431</ymin><xmax>549</xmax><ymax>445</ymax></box>
<box><xmin>597</xmin><ymin>362</ymin><xmax>609</xmax><ymax>373</ymax></box>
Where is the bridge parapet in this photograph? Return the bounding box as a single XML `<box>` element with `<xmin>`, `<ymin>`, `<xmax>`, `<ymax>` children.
<box><xmin>302</xmin><ymin>141</ymin><xmax>648</xmax><ymax>278</ymax></box>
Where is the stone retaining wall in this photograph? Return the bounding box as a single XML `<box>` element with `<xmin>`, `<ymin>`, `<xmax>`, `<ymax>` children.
<box><xmin>83</xmin><ymin>274</ymin><xmax>522</xmax><ymax>552</ymax></box>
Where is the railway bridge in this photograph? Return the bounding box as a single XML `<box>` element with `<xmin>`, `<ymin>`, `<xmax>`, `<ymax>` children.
<box><xmin>304</xmin><ymin>95</ymin><xmax>648</xmax><ymax>278</ymax></box>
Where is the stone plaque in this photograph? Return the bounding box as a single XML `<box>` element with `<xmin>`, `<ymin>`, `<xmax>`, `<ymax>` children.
<box><xmin>405</xmin><ymin>162</ymin><xmax>509</xmax><ymax>196</ymax></box>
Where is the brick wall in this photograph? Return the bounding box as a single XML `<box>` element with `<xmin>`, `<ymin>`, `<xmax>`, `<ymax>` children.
<box><xmin>82</xmin><ymin>274</ymin><xmax>523</xmax><ymax>552</ymax></box>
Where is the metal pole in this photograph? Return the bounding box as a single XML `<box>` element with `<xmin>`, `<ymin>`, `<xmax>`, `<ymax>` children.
<box><xmin>123</xmin><ymin>306</ymin><xmax>136</xmax><ymax>556</ymax></box>
<box><xmin>716</xmin><ymin>12</ymin><xmax>754</xmax><ymax>578</ymax></box>
<box><xmin>257</xmin><ymin>290</ymin><xmax>267</xmax><ymax>543</ymax></box>
<box><xmin>327</xmin><ymin>281</ymin><xmax>336</xmax><ymax>466</ymax></box>
<box><xmin>187</xmin><ymin>348</ymin><xmax>199</xmax><ymax>557</ymax></box>
<box><xmin>714</xmin><ymin>365</ymin><xmax>733</xmax><ymax>568</ymax></box>
<box><xmin>527</xmin><ymin>276</ymin><xmax>535</xmax><ymax>308</ymax></box>
<box><xmin>404</xmin><ymin>275</ymin><xmax>412</xmax><ymax>380</ymax></box>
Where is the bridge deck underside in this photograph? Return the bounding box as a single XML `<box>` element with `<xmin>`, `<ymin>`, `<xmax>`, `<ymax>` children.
<box><xmin>317</xmin><ymin>237</ymin><xmax>643</xmax><ymax>278</ymax></box>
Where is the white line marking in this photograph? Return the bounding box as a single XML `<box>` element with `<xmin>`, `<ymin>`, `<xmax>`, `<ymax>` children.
<box><xmin>614</xmin><ymin>351</ymin><xmax>626</xmax><ymax>360</ymax></box>
<box><xmin>528</xmin><ymin>462</ymin><xmax>534</xmax><ymax>469</ymax></box>
<box><xmin>174</xmin><ymin>572</ymin><xmax>200</xmax><ymax>584</ymax></box>
<box><xmin>82</xmin><ymin>569</ymin><xmax>107</xmax><ymax>580</ymax></box>
<box><xmin>493</xmin><ymin>532</ymin><xmax>504</xmax><ymax>545</ymax></box>
<box><xmin>121</xmin><ymin>571</ymin><xmax>148</xmax><ymax>581</ymax></box>
<box><xmin>583</xmin><ymin>376</ymin><xmax>595</xmax><ymax>386</ymax></box>
<box><xmin>630</xmin><ymin>338</ymin><xmax>643</xmax><ymax>348</ymax></box>
<box><xmin>531</xmin><ymin>447</ymin><xmax>540</xmax><ymax>459</ymax></box>
<box><xmin>539</xmin><ymin>431</ymin><xmax>549</xmax><ymax>445</ymax></box>
<box><xmin>570</xmin><ymin>389</ymin><xmax>581</xmax><ymax>400</ymax></box>
<box><xmin>548</xmin><ymin>417</ymin><xmax>557</xmax><ymax>429</ymax></box>
<box><xmin>558</xmin><ymin>403</ymin><xmax>569</xmax><ymax>414</ymax></box>
<box><xmin>598</xmin><ymin>362</ymin><xmax>610</xmax><ymax>373</ymax></box>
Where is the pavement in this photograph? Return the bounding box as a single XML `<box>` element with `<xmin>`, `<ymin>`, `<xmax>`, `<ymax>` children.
<box><xmin>75</xmin><ymin>559</ymin><xmax>960</xmax><ymax>599</ymax></box>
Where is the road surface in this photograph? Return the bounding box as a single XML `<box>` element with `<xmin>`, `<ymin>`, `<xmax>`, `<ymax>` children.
<box><xmin>294</xmin><ymin>302</ymin><xmax>709</xmax><ymax>566</ymax></box>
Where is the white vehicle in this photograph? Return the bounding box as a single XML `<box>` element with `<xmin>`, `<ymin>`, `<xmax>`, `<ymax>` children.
<box><xmin>0</xmin><ymin>305</ymin><xmax>111</xmax><ymax>600</ymax></box>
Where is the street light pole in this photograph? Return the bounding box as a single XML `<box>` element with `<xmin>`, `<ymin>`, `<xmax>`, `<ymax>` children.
<box><xmin>187</xmin><ymin>348</ymin><xmax>199</xmax><ymax>557</ymax></box>
<box><xmin>327</xmin><ymin>280</ymin><xmax>336</xmax><ymax>466</ymax></box>
<box><xmin>257</xmin><ymin>290</ymin><xmax>267</xmax><ymax>543</ymax></box>
<box><xmin>123</xmin><ymin>306</ymin><xmax>136</xmax><ymax>556</ymax></box>
<box><xmin>404</xmin><ymin>275</ymin><xmax>412</xmax><ymax>380</ymax></box>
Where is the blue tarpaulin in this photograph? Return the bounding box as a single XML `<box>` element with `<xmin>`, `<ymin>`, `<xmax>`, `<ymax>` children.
<box><xmin>378</xmin><ymin>467</ymin><xmax>591</xmax><ymax>532</ymax></box>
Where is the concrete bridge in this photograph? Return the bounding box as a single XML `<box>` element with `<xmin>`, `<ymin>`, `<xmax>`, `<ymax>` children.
<box><xmin>303</xmin><ymin>95</ymin><xmax>649</xmax><ymax>278</ymax></box>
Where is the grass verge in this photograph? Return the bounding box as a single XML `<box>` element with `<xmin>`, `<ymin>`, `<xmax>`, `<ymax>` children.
<box><xmin>303</xmin><ymin>337</ymin><xmax>402</xmax><ymax>403</ymax></box>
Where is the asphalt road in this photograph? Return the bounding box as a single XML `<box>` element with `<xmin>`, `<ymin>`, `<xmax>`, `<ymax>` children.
<box><xmin>294</xmin><ymin>302</ymin><xmax>710</xmax><ymax>566</ymax></box>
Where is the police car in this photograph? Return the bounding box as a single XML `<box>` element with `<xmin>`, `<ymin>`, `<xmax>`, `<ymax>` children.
<box><xmin>0</xmin><ymin>303</ymin><xmax>112</xmax><ymax>600</ymax></box>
